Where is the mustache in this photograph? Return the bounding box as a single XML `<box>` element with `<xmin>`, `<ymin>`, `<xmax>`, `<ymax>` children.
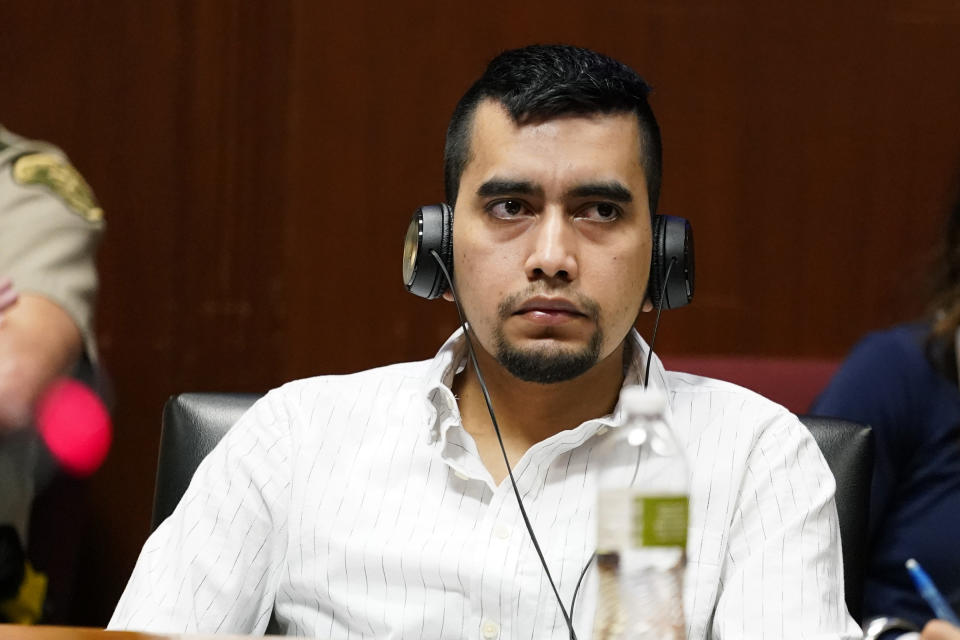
<box><xmin>497</xmin><ymin>285</ymin><xmax>601</xmax><ymax>322</ymax></box>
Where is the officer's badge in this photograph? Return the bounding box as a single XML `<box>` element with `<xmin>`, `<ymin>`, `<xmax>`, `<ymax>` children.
<box><xmin>12</xmin><ymin>153</ymin><xmax>104</xmax><ymax>223</ymax></box>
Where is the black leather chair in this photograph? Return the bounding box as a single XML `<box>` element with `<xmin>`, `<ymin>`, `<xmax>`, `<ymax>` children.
<box><xmin>800</xmin><ymin>416</ymin><xmax>874</xmax><ymax>623</ymax></box>
<box><xmin>152</xmin><ymin>392</ymin><xmax>260</xmax><ymax>532</ymax></box>
<box><xmin>152</xmin><ymin>393</ymin><xmax>873</xmax><ymax>622</ymax></box>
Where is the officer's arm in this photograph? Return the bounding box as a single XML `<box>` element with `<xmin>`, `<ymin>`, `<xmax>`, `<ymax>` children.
<box><xmin>0</xmin><ymin>292</ymin><xmax>82</xmax><ymax>432</ymax></box>
<box><xmin>0</xmin><ymin>148</ymin><xmax>104</xmax><ymax>433</ymax></box>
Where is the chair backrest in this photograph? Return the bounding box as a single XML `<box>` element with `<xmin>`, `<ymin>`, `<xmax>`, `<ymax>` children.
<box><xmin>798</xmin><ymin>415</ymin><xmax>873</xmax><ymax>623</ymax></box>
<box><xmin>152</xmin><ymin>392</ymin><xmax>261</xmax><ymax>531</ymax></box>
<box><xmin>152</xmin><ymin>394</ymin><xmax>873</xmax><ymax>622</ymax></box>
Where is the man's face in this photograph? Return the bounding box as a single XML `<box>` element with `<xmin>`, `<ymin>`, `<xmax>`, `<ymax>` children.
<box><xmin>450</xmin><ymin>100</ymin><xmax>652</xmax><ymax>384</ymax></box>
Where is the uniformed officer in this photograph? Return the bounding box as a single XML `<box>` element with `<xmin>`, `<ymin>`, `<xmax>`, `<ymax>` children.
<box><xmin>0</xmin><ymin>126</ymin><xmax>105</xmax><ymax>620</ymax></box>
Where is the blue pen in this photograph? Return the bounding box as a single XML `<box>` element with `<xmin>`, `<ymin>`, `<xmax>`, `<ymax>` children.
<box><xmin>906</xmin><ymin>558</ymin><xmax>960</xmax><ymax>625</ymax></box>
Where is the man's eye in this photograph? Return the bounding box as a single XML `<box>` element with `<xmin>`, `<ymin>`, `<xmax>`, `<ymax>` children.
<box><xmin>580</xmin><ymin>202</ymin><xmax>621</xmax><ymax>221</ymax></box>
<box><xmin>488</xmin><ymin>200</ymin><xmax>527</xmax><ymax>219</ymax></box>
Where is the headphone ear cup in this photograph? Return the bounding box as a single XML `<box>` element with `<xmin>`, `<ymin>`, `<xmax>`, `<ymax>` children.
<box><xmin>648</xmin><ymin>214</ymin><xmax>695</xmax><ymax>310</ymax></box>
<box><xmin>402</xmin><ymin>203</ymin><xmax>454</xmax><ymax>299</ymax></box>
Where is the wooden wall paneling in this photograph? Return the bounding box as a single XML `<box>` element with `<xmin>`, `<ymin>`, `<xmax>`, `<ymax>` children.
<box><xmin>1</xmin><ymin>0</ymin><xmax>297</xmax><ymax>623</ymax></box>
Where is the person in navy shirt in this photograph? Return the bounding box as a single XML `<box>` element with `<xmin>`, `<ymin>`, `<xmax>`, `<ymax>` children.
<box><xmin>813</xmin><ymin>186</ymin><xmax>960</xmax><ymax>629</ymax></box>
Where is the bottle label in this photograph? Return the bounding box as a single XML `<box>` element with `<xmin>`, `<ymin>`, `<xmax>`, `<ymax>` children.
<box><xmin>634</xmin><ymin>495</ymin><xmax>688</xmax><ymax>549</ymax></box>
<box><xmin>597</xmin><ymin>490</ymin><xmax>689</xmax><ymax>552</ymax></box>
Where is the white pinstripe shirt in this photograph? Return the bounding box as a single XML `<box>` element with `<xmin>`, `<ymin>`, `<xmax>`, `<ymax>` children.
<box><xmin>110</xmin><ymin>329</ymin><xmax>861</xmax><ymax>639</ymax></box>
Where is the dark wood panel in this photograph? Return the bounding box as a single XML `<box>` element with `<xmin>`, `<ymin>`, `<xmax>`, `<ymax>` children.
<box><xmin>2</xmin><ymin>0</ymin><xmax>960</xmax><ymax>625</ymax></box>
<box><xmin>1</xmin><ymin>0</ymin><xmax>297</xmax><ymax>624</ymax></box>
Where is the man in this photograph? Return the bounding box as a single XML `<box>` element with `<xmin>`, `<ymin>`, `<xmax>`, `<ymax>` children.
<box><xmin>110</xmin><ymin>45</ymin><xmax>859</xmax><ymax>638</ymax></box>
<box><xmin>0</xmin><ymin>125</ymin><xmax>105</xmax><ymax>622</ymax></box>
<box><xmin>0</xmin><ymin>126</ymin><xmax>105</xmax><ymax>536</ymax></box>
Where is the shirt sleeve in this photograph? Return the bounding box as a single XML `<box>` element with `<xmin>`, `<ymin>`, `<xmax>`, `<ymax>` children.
<box><xmin>712</xmin><ymin>412</ymin><xmax>862</xmax><ymax>639</ymax></box>
<box><xmin>0</xmin><ymin>150</ymin><xmax>104</xmax><ymax>361</ymax></box>
<box><xmin>108</xmin><ymin>390</ymin><xmax>293</xmax><ymax>634</ymax></box>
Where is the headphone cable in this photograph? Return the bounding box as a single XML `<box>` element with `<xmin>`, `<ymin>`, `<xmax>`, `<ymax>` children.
<box><xmin>644</xmin><ymin>256</ymin><xmax>676</xmax><ymax>388</ymax></box>
<box><xmin>568</xmin><ymin>255</ymin><xmax>675</xmax><ymax>621</ymax></box>
<box><xmin>431</xmin><ymin>250</ymin><xmax>579</xmax><ymax>640</ymax></box>
<box><xmin>431</xmin><ymin>250</ymin><xmax>676</xmax><ymax>639</ymax></box>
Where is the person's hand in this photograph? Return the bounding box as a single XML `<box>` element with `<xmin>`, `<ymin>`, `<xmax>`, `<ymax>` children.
<box><xmin>922</xmin><ymin>620</ymin><xmax>960</xmax><ymax>640</ymax></box>
<box><xmin>0</xmin><ymin>277</ymin><xmax>18</xmax><ymax>321</ymax></box>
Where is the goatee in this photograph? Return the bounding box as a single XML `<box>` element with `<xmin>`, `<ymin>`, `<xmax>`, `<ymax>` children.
<box><xmin>492</xmin><ymin>289</ymin><xmax>603</xmax><ymax>384</ymax></box>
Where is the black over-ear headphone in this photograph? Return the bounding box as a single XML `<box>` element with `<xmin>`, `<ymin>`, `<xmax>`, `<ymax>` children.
<box><xmin>402</xmin><ymin>203</ymin><xmax>695</xmax><ymax>309</ymax></box>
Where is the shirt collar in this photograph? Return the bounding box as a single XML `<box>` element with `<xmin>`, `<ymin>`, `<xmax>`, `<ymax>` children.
<box><xmin>421</xmin><ymin>329</ymin><xmax>468</xmax><ymax>445</ymax></box>
<box><xmin>420</xmin><ymin>327</ymin><xmax>674</xmax><ymax>443</ymax></box>
<box><xmin>604</xmin><ymin>328</ymin><xmax>674</xmax><ymax>429</ymax></box>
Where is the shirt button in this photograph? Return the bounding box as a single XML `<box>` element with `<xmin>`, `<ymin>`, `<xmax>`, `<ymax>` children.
<box><xmin>481</xmin><ymin>620</ymin><xmax>500</xmax><ymax>639</ymax></box>
<box><xmin>596</xmin><ymin>425</ymin><xmax>610</xmax><ymax>436</ymax></box>
<box><xmin>453</xmin><ymin>469</ymin><xmax>470</xmax><ymax>481</ymax></box>
<box><xmin>493</xmin><ymin>523</ymin><xmax>511</xmax><ymax>540</ymax></box>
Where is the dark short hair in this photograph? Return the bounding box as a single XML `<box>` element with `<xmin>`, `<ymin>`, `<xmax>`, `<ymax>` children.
<box><xmin>443</xmin><ymin>44</ymin><xmax>662</xmax><ymax>213</ymax></box>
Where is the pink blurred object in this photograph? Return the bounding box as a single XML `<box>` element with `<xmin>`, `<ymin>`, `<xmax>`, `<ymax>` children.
<box><xmin>661</xmin><ymin>355</ymin><xmax>840</xmax><ymax>415</ymax></box>
<box><xmin>34</xmin><ymin>378</ymin><xmax>112</xmax><ymax>476</ymax></box>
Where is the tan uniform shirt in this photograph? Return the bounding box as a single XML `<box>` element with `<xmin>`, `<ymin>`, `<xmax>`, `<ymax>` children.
<box><xmin>0</xmin><ymin>125</ymin><xmax>104</xmax><ymax>361</ymax></box>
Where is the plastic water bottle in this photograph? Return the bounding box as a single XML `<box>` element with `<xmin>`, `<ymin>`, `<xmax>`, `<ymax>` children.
<box><xmin>593</xmin><ymin>385</ymin><xmax>689</xmax><ymax>640</ymax></box>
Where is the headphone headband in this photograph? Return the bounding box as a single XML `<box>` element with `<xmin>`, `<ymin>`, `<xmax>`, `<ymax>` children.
<box><xmin>402</xmin><ymin>205</ymin><xmax>694</xmax><ymax>309</ymax></box>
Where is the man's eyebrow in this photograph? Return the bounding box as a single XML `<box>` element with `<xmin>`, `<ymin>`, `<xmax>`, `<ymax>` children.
<box><xmin>565</xmin><ymin>181</ymin><xmax>633</xmax><ymax>203</ymax></box>
<box><xmin>476</xmin><ymin>179</ymin><xmax>543</xmax><ymax>198</ymax></box>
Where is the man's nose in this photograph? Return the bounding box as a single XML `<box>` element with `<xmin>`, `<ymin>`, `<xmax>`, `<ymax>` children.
<box><xmin>524</xmin><ymin>210</ymin><xmax>579</xmax><ymax>282</ymax></box>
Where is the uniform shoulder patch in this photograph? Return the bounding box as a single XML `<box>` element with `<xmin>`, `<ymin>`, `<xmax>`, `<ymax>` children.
<box><xmin>11</xmin><ymin>152</ymin><xmax>104</xmax><ymax>223</ymax></box>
